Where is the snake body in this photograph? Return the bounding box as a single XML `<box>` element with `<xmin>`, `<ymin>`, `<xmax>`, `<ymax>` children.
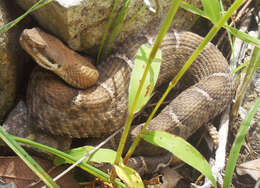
<box><xmin>20</xmin><ymin>28</ymin><xmax>232</xmax><ymax>144</ymax></box>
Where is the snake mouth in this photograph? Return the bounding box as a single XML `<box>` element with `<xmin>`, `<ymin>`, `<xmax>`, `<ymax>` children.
<box><xmin>34</xmin><ymin>49</ymin><xmax>61</xmax><ymax>71</ymax></box>
<box><xmin>20</xmin><ymin>28</ymin><xmax>61</xmax><ymax>72</ymax></box>
<box><xmin>21</xmin><ymin>39</ymin><xmax>61</xmax><ymax>71</ymax></box>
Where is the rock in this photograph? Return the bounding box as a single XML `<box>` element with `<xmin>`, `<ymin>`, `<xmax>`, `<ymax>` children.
<box><xmin>15</xmin><ymin>0</ymin><xmax>202</xmax><ymax>56</ymax></box>
<box><xmin>0</xmin><ymin>1</ymin><xmax>28</xmax><ymax>122</ymax></box>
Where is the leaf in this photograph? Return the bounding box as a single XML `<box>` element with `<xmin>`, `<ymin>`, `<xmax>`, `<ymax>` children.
<box><xmin>0</xmin><ymin>156</ymin><xmax>79</xmax><ymax>188</ymax></box>
<box><xmin>0</xmin><ymin>127</ymin><xmax>59</xmax><ymax>188</ymax></box>
<box><xmin>180</xmin><ymin>2</ymin><xmax>260</xmax><ymax>48</ymax></box>
<box><xmin>201</xmin><ymin>0</ymin><xmax>221</xmax><ymax>23</ymax></box>
<box><xmin>0</xmin><ymin>0</ymin><xmax>53</xmax><ymax>33</ymax></box>
<box><xmin>12</xmin><ymin>136</ymin><xmax>127</xmax><ymax>188</ymax></box>
<box><xmin>141</xmin><ymin>130</ymin><xmax>217</xmax><ymax>187</ymax></box>
<box><xmin>114</xmin><ymin>163</ymin><xmax>144</xmax><ymax>188</ymax></box>
<box><xmin>236</xmin><ymin>159</ymin><xmax>260</xmax><ymax>181</ymax></box>
<box><xmin>96</xmin><ymin>0</ymin><xmax>119</xmax><ymax>63</ymax></box>
<box><xmin>232</xmin><ymin>60</ymin><xmax>249</xmax><ymax>73</ymax></box>
<box><xmin>54</xmin><ymin>146</ymin><xmax>121</xmax><ymax>166</ymax></box>
<box><xmin>128</xmin><ymin>44</ymin><xmax>161</xmax><ymax>113</ymax></box>
<box><xmin>103</xmin><ymin>0</ymin><xmax>131</xmax><ymax>59</ymax></box>
<box><xmin>180</xmin><ymin>2</ymin><xmax>208</xmax><ymax>18</ymax></box>
<box><xmin>224</xmin><ymin>97</ymin><xmax>260</xmax><ymax>188</ymax></box>
<box><xmin>225</xmin><ymin>25</ymin><xmax>260</xmax><ymax>48</ymax></box>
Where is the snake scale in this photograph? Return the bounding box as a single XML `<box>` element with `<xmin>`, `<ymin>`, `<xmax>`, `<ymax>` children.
<box><xmin>20</xmin><ymin>28</ymin><xmax>232</xmax><ymax>173</ymax></box>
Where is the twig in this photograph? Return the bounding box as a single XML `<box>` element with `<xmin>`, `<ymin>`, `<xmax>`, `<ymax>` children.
<box><xmin>41</xmin><ymin>127</ymin><xmax>124</xmax><ymax>188</ymax></box>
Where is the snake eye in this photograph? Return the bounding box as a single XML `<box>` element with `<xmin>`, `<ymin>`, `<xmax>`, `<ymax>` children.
<box><xmin>45</xmin><ymin>56</ymin><xmax>55</xmax><ymax>64</ymax></box>
<box><xmin>45</xmin><ymin>56</ymin><xmax>62</xmax><ymax>70</ymax></box>
<box><xmin>39</xmin><ymin>49</ymin><xmax>61</xmax><ymax>69</ymax></box>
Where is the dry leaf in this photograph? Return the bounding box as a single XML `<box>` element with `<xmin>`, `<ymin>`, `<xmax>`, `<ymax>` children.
<box><xmin>236</xmin><ymin>159</ymin><xmax>260</xmax><ymax>181</ymax></box>
<box><xmin>0</xmin><ymin>156</ymin><xmax>79</xmax><ymax>188</ymax></box>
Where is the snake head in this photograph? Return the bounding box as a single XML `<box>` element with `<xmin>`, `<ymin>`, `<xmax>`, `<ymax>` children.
<box><xmin>19</xmin><ymin>27</ymin><xmax>63</xmax><ymax>72</ymax></box>
<box><xmin>20</xmin><ymin>27</ymin><xmax>99</xmax><ymax>89</ymax></box>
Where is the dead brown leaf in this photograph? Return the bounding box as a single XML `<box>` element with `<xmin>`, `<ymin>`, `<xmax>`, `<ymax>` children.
<box><xmin>236</xmin><ymin>158</ymin><xmax>260</xmax><ymax>181</ymax></box>
<box><xmin>0</xmin><ymin>156</ymin><xmax>79</xmax><ymax>188</ymax></box>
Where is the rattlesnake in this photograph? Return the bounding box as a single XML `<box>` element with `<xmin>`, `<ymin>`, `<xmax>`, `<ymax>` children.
<box><xmin>19</xmin><ymin>27</ymin><xmax>233</xmax><ymax>174</ymax></box>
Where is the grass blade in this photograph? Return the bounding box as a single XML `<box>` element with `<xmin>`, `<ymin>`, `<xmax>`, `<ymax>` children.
<box><xmin>0</xmin><ymin>0</ymin><xmax>53</xmax><ymax>33</ymax></box>
<box><xmin>54</xmin><ymin>146</ymin><xmax>121</xmax><ymax>166</ymax></box>
<box><xmin>180</xmin><ymin>1</ymin><xmax>208</xmax><ymax>18</ymax></box>
<box><xmin>113</xmin><ymin>0</ymin><xmax>182</xmax><ymax>171</ymax></box>
<box><xmin>124</xmin><ymin>0</ymin><xmax>245</xmax><ymax>165</ymax></box>
<box><xmin>103</xmin><ymin>0</ymin><xmax>131</xmax><ymax>59</ymax></box>
<box><xmin>232</xmin><ymin>26</ymin><xmax>260</xmax><ymax>116</ymax></box>
<box><xmin>96</xmin><ymin>0</ymin><xmax>119</xmax><ymax>63</ymax></box>
<box><xmin>128</xmin><ymin>44</ymin><xmax>161</xmax><ymax>113</ymax></box>
<box><xmin>180</xmin><ymin>2</ymin><xmax>260</xmax><ymax>48</ymax></box>
<box><xmin>11</xmin><ymin>135</ymin><xmax>127</xmax><ymax>188</ymax></box>
<box><xmin>201</xmin><ymin>0</ymin><xmax>221</xmax><ymax>23</ymax></box>
<box><xmin>223</xmin><ymin>96</ymin><xmax>260</xmax><ymax>188</ymax></box>
<box><xmin>0</xmin><ymin>127</ymin><xmax>59</xmax><ymax>188</ymax></box>
<box><xmin>142</xmin><ymin>130</ymin><xmax>217</xmax><ymax>187</ymax></box>
<box><xmin>226</xmin><ymin>25</ymin><xmax>260</xmax><ymax>48</ymax></box>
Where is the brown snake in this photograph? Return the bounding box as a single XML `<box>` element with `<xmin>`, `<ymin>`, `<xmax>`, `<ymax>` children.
<box><xmin>20</xmin><ymin>28</ymin><xmax>233</xmax><ymax>174</ymax></box>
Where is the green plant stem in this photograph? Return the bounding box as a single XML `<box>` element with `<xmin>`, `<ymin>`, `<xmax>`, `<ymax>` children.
<box><xmin>97</xmin><ymin>1</ymin><xmax>145</xmax><ymax>64</ymax></box>
<box><xmin>232</xmin><ymin>25</ymin><xmax>260</xmax><ymax>116</ymax></box>
<box><xmin>0</xmin><ymin>127</ymin><xmax>59</xmax><ymax>188</ymax></box>
<box><xmin>180</xmin><ymin>2</ymin><xmax>260</xmax><ymax>48</ymax></box>
<box><xmin>103</xmin><ymin>0</ymin><xmax>131</xmax><ymax>59</ymax></box>
<box><xmin>111</xmin><ymin>0</ymin><xmax>182</xmax><ymax>181</ymax></box>
<box><xmin>219</xmin><ymin>0</ymin><xmax>236</xmax><ymax>67</ymax></box>
<box><xmin>224</xmin><ymin>96</ymin><xmax>260</xmax><ymax>188</ymax></box>
<box><xmin>11</xmin><ymin>135</ymin><xmax>127</xmax><ymax>188</ymax></box>
<box><xmin>124</xmin><ymin>0</ymin><xmax>245</xmax><ymax>163</ymax></box>
<box><xmin>96</xmin><ymin>0</ymin><xmax>119</xmax><ymax>64</ymax></box>
<box><xmin>0</xmin><ymin>0</ymin><xmax>53</xmax><ymax>33</ymax></box>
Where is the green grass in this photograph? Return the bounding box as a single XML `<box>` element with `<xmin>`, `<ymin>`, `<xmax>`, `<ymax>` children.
<box><xmin>224</xmin><ymin>96</ymin><xmax>260</xmax><ymax>188</ymax></box>
<box><xmin>0</xmin><ymin>0</ymin><xmax>53</xmax><ymax>33</ymax></box>
<box><xmin>1</xmin><ymin>0</ymin><xmax>260</xmax><ymax>187</ymax></box>
<box><xmin>0</xmin><ymin>127</ymin><xmax>60</xmax><ymax>188</ymax></box>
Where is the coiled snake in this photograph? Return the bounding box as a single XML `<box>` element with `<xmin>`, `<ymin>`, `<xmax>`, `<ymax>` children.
<box><xmin>20</xmin><ymin>27</ymin><xmax>233</xmax><ymax>174</ymax></box>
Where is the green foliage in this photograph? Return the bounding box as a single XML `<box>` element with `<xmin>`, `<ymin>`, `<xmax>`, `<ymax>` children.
<box><xmin>224</xmin><ymin>97</ymin><xmax>260</xmax><ymax>188</ymax></box>
<box><xmin>54</xmin><ymin>146</ymin><xmax>121</xmax><ymax>166</ymax></box>
<box><xmin>102</xmin><ymin>0</ymin><xmax>131</xmax><ymax>60</ymax></box>
<box><xmin>180</xmin><ymin>1</ymin><xmax>260</xmax><ymax>47</ymax></box>
<box><xmin>141</xmin><ymin>130</ymin><xmax>217</xmax><ymax>187</ymax></box>
<box><xmin>96</xmin><ymin>0</ymin><xmax>119</xmax><ymax>64</ymax></box>
<box><xmin>0</xmin><ymin>127</ymin><xmax>59</xmax><ymax>188</ymax></box>
<box><xmin>128</xmin><ymin>44</ymin><xmax>161</xmax><ymax>113</ymax></box>
<box><xmin>1</xmin><ymin>0</ymin><xmax>259</xmax><ymax>187</ymax></box>
<box><xmin>114</xmin><ymin>163</ymin><xmax>144</xmax><ymax>188</ymax></box>
<box><xmin>201</xmin><ymin>0</ymin><xmax>221</xmax><ymax>23</ymax></box>
<box><xmin>112</xmin><ymin>2</ymin><xmax>183</xmax><ymax>185</ymax></box>
<box><xmin>125</xmin><ymin>0</ymin><xmax>248</xmax><ymax>187</ymax></box>
<box><xmin>0</xmin><ymin>0</ymin><xmax>53</xmax><ymax>33</ymax></box>
<box><xmin>11</xmin><ymin>136</ymin><xmax>127</xmax><ymax>188</ymax></box>
<box><xmin>96</xmin><ymin>0</ymin><xmax>145</xmax><ymax>63</ymax></box>
<box><xmin>54</xmin><ymin>146</ymin><xmax>144</xmax><ymax>188</ymax></box>
<box><xmin>232</xmin><ymin>60</ymin><xmax>249</xmax><ymax>74</ymax></box>
<box><xmin>226</xmin><ymin>25</ymin><xmax>260</xmax><ymax>47</ymax></box>
<box><xmin>232</xmin><ymin>26</ymin><xmax>260</xmax><ymax>116</ymax></box>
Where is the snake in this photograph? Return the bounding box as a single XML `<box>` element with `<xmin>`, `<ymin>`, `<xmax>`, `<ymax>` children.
<box><xmin>19</xmin><ymin>27</ymin><xmax>233</xmax><ymax>174</ymax></box>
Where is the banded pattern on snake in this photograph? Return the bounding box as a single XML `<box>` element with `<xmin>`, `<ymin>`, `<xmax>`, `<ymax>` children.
<box><xmin>20</xmin><ymin>28</ymin><xmax>232</xmax><ymax>168</ymax></box>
